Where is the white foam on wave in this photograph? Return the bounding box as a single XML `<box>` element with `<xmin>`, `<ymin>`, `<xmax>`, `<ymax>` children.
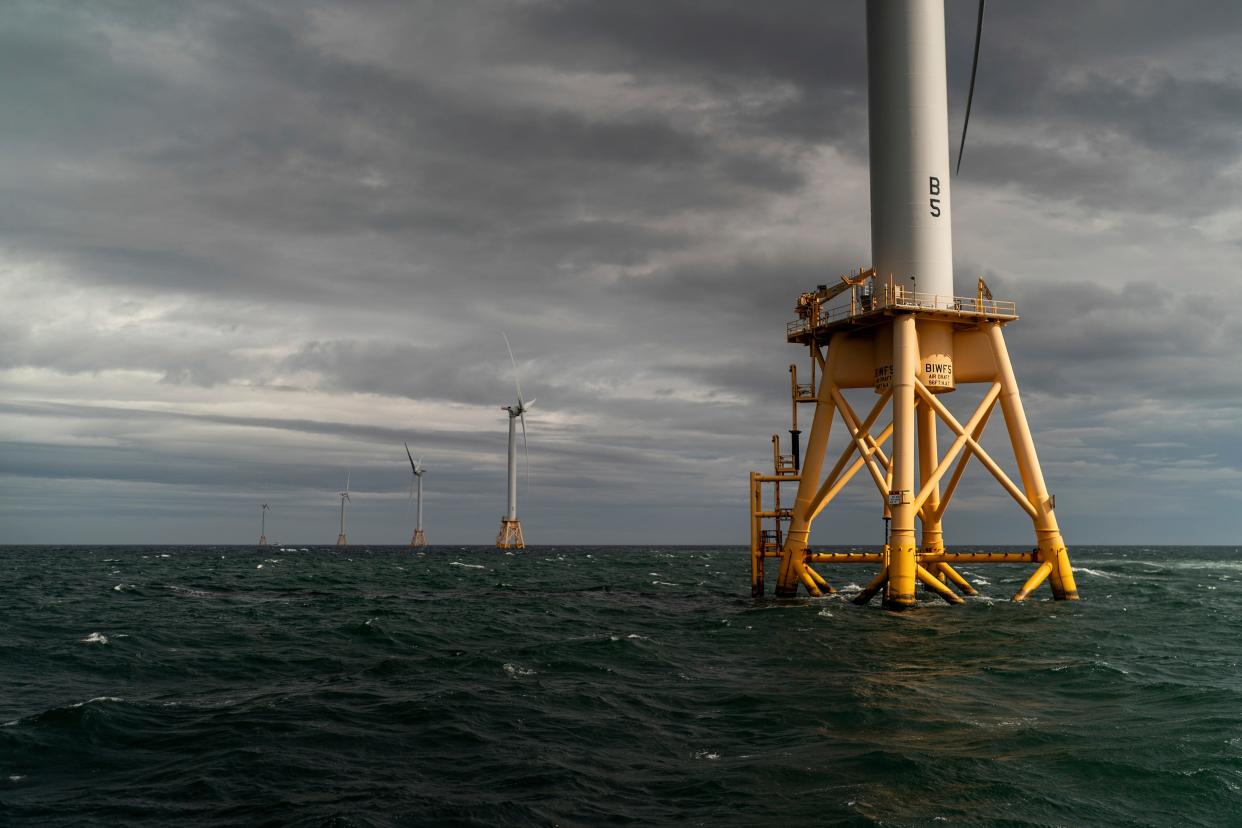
<box><xmin>80</xmin><ymin>632</ymin><xmax>109</xmax><ymax>645</ymax></box>
<box><xmin>450</xmin><ymin>562</ymin><xmax>485</xmax><ymax>569</ymax></box>
<box><xmin>70</xmin><ymin>696</ymin><xmax>123</xmax><ymax>708</ymax></box>
<box><xmin>503</xmin><ymin>662</ymin><xmax>536</xmax><ymax>677</ymax></box>
<box><xmin>651</xmin><ymin>581</ymin><xmax>678</xmax><ymax>586</ymax></box>
<box><xmin>1072</xmin><ymin>567</ymin><xmax>1110</xmax><ymax>577</ymax></box>
<box><xmin>694</xmin><ymin>750</ymin><xmax>721</xmax><ymax>761</ymax></box>
<box><xmin>8</xmin><ymin>775</ymin><xmax>26</xmax><ymax>782</ymax></box>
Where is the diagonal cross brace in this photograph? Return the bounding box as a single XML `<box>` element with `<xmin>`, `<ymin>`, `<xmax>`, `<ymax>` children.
<box><xmin>914</xmin><ymin>380</ymin><xmax>1037</xmax><ymax>518</ymax></box>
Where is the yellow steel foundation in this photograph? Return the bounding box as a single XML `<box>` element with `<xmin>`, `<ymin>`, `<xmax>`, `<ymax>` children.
<box><xmin>411</xmin><ymin>529</ymin><xmax>427</xmax><ymax>549</ymax></box>
<box><xmin>336</xmin><ymin>533</ymin><xmax>347</xmax><ymax>547</ymax></box>
<box><xmin>749</xmin><ymin>276</ymin><xmax>1079</xmax><ymax>607</ymax></box>
<box><xmin>496</xmin><ymin>518</ymin><xmax>525</xmax><ymax>549</ymax></box>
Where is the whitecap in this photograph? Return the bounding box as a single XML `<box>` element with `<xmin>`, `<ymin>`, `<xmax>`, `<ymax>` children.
<box><xmin>694</xmin><ymin>750</ymin><xmax>721</xmax><ymax>760</ymax></box>
<box><xmin>503</xmin><ymin>662</ymin><xmax>536</xmax><ymax>677</ymax></box>
<box><xmin>70</xmin><ymin>696</ymin><xmax>123</xmax><ymax>707</ymax></box>
<box><xmin>1072</xmin><ymin>567</ymin><xmax>1110</xmax><ymax>577</ymax></box>
<box><xmin>651</xmin><ymin>581</ymin><xmax>678</xmax><ymax>586</ymax></box>
<box><xmin>256</xmin><ymin>564</ymin><xmax>263</xmax><ymax>569</ymax></box>
<box><xmin>80</xmin><ymin>632</ymin><xmax>109</xmax><ymax>645</ymax></box>
<box><xmin>450</xmin><ymin>562</ymin><xmax>485</xmax><ymax>569</ymax></box>
<box><xmin>8</xmin><ymin>775</ymin><xmax>26</xmax><ymax>782</ymax></box>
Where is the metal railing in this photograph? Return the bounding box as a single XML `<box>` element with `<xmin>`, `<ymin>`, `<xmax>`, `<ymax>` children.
<box><xmin>787</xmin><ymin>286</ymin><xmax>1016</xmax><ymax>337</ymax></box>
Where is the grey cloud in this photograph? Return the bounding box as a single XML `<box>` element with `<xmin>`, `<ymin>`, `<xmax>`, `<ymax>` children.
<box><xmin>2</xmin><ymin>0</ymin><xmax>1240</xmax><ymax>544</ymax></box>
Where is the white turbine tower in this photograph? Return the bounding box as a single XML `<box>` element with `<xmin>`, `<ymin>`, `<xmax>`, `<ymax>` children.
<box><xmin>405</xmin><ymin>442</ymin><xmax>427</xmax><ymax>548</ymax></box>
<box><xmin>497</xmin><ymin>333</ymin><xmax>532</xmax><ymax>549</ymax></box>
<box><xmin>335</xmin><ymin>471</ymin><xmax>351</xmax><ymax>547</ymax></box>
<box><xmin>259</xmin><ymin>503</ymin><xmax>270</xmax><ymax>547</ymax></box>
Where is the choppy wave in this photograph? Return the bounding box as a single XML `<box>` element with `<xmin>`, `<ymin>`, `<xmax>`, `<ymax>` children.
<box><xmin>0</xmin><ymin>544</ymin><xmax>1239</xmax><ymax>825</ymax></box>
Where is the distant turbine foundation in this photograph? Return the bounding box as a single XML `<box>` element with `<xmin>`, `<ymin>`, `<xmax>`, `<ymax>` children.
<box><xmin>496</xmin><ymin>518</ymin><xmax>525</xmax><ymax>549</ymax></box>
<box><xmin>749</xmin><ymin>275</ymin><xmax>1078</xmax><ymax>607</ymax></box>
<box><xmin>411</xmin><ymin>529</ymin><xmax>427</xmax><ymax>549</ymax></box>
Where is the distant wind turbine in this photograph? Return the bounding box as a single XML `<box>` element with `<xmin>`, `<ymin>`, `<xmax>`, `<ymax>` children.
<box><xmin>335</xmin><ymin>471</ymin><xmax>351</xmax><ymax>546</ymax></box>
<box><xmin>497</xmin><ymin>333</ymin><xmax>532</xmax><ymax>549</ymax></box>
<box><xmin>405</xmin><ymin>442</ymin><xmax>427</xmax><ymax>549</ymax></box>
<box><xmin>259</xmin><ymin>503</ymin><xmax>270</xmax><ymax>547</ymax></box>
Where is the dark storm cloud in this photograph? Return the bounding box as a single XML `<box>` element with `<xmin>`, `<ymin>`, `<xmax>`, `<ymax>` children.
<box><xmin>2</xmin><ymin>0</ymin><xmax>1240</xmax><ymax>543</ymax></box>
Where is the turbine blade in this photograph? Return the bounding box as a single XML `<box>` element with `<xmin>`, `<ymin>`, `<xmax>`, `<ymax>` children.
<box><xmin>520</xmin><ymin>411</ymin><xmax>529</xmax><ymax>492</ymax></box>
<box><xmin>524</xmin><ymin>398</ymin><xmax>535</xmax><ymax>410</ymax></box>
<box><xmin>345</xmin><ymin>470</ymin><xmax>350</xmax><ymax>493</ymax></box>
<box><xmin>404</xmin><ymin>442</ymin><xmax>417</xmax><ymax>472</ymax></box>
<box><xmin>502</xmin><ymin>331</ymin><xmax>523</xmax><ymax>404</ymax></box>
<box><xmin>956</xmin><ymin>0</ymin><xmax>986</xmax><ymax>175</ymax></box>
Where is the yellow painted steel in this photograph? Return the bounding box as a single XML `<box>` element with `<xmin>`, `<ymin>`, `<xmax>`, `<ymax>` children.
<box><xmin>916</xmin><ymin>564</ymin><xmax>965</xmax><ymax>604</ymax></box>
<box><xmin>915</xmin><ymin>380</ymin><xmax>1038</xmax><ymax>518</ymax></box>
<box><xmin>808</xmin><ymin>423</ymin><xmax>893</xmax><ymax>523</ymax></box>
<box><xmin>852</xmin><ymin>566</ymin><xmax>889</xmax><ymax>606</ymax></box>
<box><xmin>924</xmin><ymin>552</ymin><xmax>1037</xmax><ymax>563</ymax></box>
<box><xmin>917</xmin><ymin>397</ymin><xmax>943</xmax><ymax>554</ymax></box>
<box><xmin>805</xmin><ymin>566</ymin><xmax>836</xmax><ymax>594</ymax></box>
<box><xmin>776</xmin><ymin>336</ymin><xmax>842</xmax><ymax>596</ymax></box>
<box><xmin>986</xmin><ymin>324</ymin><xmax>1079</xmax><ymax>601</ymax></box>
<box><xmin>884</xmin><ymin>314</ymin><xmax>919</xmax><ymax>610</ymax></box>
<box><xmin>831</xmin><ymin>387</ymin><xmax>892</xmax><ymax>498</ymax></box>
<box><xmin>932</xmin><ymin>399</ymin><xmax>996</xmax><ymax>522</ymax></box>
<box><xmin>749</xmin><ymin>272</ymin><xmax>1079</xmax><ymax>607</ymax></box>
<box><xmin>912</xmin><ymin>384</ymin><xmax>999</xmax><ymax>514</ymax></box>
<box><xmin>749</xmin><ymin>472</ymin><xmax>763</xmax><ymax>597</ymax></box>
<box><xmin>496</xmin><ymin>518</ymin><xmax>525</xmax><ymax>549</ymax></box>
<box><xmin>937</xmin><ymin>562</ymin><xmax>978</xmax><ymax>596</ymax></box>
<box><xmin>798</xmin><ymin>568</ymin><xmax>824</xmax><ymax>597</ymax></box>
<box><xmin>1013</xmin><ymin>561</ymin><xmax>1054</xmax><ymax>601</ymax></box>
<box><xmin>806</xmin><ymin>553</ymin><xmax>885</xmax><ymax>564</ymax></box>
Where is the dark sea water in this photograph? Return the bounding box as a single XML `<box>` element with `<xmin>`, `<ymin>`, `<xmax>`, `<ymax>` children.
<box><xmin>1</xmin><ymin>545</ymin><xmax>1240</xmax><ymax>826</ymax></box>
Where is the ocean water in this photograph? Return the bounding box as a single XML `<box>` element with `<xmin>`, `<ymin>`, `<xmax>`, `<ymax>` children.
<box><xmin>1</xmin><ymin>545</ymin><xmax>1240</xmax><ymax>827</ymax></box>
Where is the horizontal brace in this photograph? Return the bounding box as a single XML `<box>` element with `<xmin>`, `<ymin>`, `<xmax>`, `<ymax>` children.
<box><xmin>805</xmin><ymin>553</ymin><xmax>885</xmax><ymax>564</ymax></box>
<box><xmin>919</xmin><ymin>553</ymin><xmax>1038</xmax><ymax>563</ymax></box>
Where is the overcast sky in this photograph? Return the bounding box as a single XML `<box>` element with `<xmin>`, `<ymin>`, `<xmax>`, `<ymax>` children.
<box><xmin>1</xmin><ymin>0</ymin><xmax>1240</xmax><ymax>546</ymax></box>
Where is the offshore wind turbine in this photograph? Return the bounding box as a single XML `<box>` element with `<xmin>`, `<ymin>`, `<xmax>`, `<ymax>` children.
<box><xmin>259</xmin><ymin>503</ymin><xmax>270</xmax><ymax>546</ymax></box>
<box><xmin>404</xmin><ymin>442</ymin><xmax>427</xmax><ymax>548</ymax></box>
<box><xmin>496</xmin><ymin>333</ymin><xmax>532</xmax><ymax>549</ymax></box>
<box><xmin>335</xmin><ymin>471</ymin><xmax>351</xmax><ymax>546</ymax></box>
<box><xmin>748</xmin><ymin>0</ymin><xmax>1079</xmax><ymax>608</ymax></box>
